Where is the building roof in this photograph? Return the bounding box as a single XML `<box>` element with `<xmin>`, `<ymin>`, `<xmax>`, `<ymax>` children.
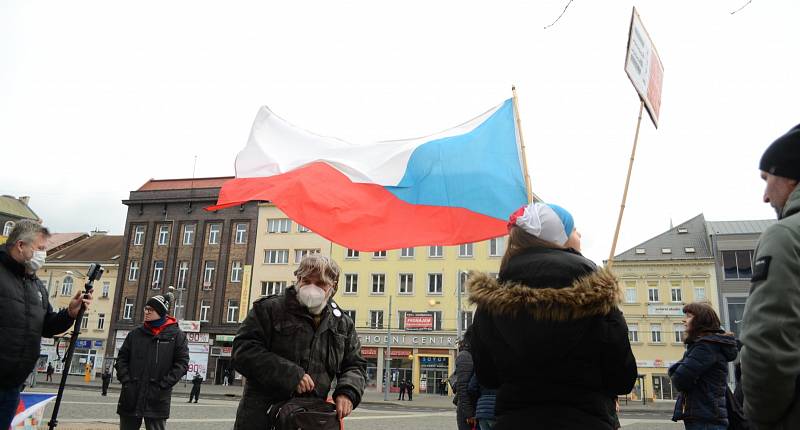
<box><xmin>0</xmin><ymin>195</ymin><xmax>38</xmax><ymax>220</ymax></box>
<box><xmin>706</xmin><ymin>220</ymin><xmax>775</xmax><ymax>235</ymax></box>
<box><xmin>47</xmin><ymin>235</ymin><xmax>123</xmax><ymax>263</ymax></box>
<box><xmin>46</xmin><ymin>233</ymin><xmax>89</xmax><ymax>252</ymax></box>
<box><xmin>614</xmin><ymin>214</ymin><xmax>712</xmax><ymax>262</ymax></box>
<box><xmin>137</xmin><ymin>177</ymin><xmax>234</xmax><ymax>191</ymax></box>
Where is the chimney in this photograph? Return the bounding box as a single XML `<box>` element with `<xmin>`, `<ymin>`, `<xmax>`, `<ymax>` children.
<box><xmin>18</xmin><ymin>196</ymin><xmax>30</xmax><ymax>206</ymax></box>
<box><xmin>90</xmin><ymin>228</ymin><xmax>108</xmax><ymax>236</ymax></box>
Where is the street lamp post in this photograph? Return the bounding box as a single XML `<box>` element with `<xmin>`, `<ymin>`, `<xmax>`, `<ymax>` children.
<box><xmin>383</xmin><ymin>296</ymin><xmax>393</xmax><ymax>401</ymax></box>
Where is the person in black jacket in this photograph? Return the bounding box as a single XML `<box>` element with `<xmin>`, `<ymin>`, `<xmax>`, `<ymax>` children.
<box><xmin>188</xmin><ymin>373</ymin><xmax>203</xmax><ymax>403</ymax></box>
<box><xmin>232</xmin><ymin>254</ymin><xmax>366</xmax><ymax>430</ymax></box>
<box><xmin>455</xmin><ymin>332</ymin><xmax>476</xmax><ymax>430</ymax></box>
<box><xmin>101</xmin><ymin>368</ymin><xmax>112</xmax><ymax>396</ymax></box>
<box><xmin>468</xmin><ymin>202</ymin><xmax>638</xmax><ymax>430</ymax></box>
<box><xmin>115</xmin><ymin>291</ymin><xmax>189</xmax><ymax>430</ymax></box>
<box><xmin>398</xmin><ymin>379</ymin><xmax>407</xmax><ymax>400</ymax></box>
<box><xmin>669</xmin><ymin>302</ymin><xmax>738</xmax><ymax>430</ymax></box>
<box><xmin>0</xmin><ymin>220</ymin><xmax>92</xmax><ymax>430</ymax></box>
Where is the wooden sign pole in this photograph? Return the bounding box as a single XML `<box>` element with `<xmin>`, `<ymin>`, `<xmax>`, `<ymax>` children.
<box><xmin>512</xmin><ymin>85</ymin><xmax>533</xmax><ymax>203</ymax></box>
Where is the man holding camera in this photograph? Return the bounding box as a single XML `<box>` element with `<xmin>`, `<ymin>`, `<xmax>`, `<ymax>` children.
<box><xmin>0</xmin><ymin>219</ymin><xmax>93</xmax><ymax>429</ymax></box>
<box><xmin>232</xmin><ymin>254</ymin><xmax>366</xmax><ymax>430</ymax></box>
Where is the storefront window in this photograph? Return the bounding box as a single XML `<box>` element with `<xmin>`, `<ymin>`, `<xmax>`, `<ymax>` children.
<box><xmin>419</xmin><ymin>356</ymin><xmax>450</xmax><ymax>394</ymax></box>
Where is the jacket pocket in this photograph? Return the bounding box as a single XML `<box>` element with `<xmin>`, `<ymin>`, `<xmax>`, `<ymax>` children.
<box><xmin>326</xmin><ymin>332</ymin><xmax>346</xmax><ymax>373</ymax></box>
<box><xmin>118</xmin><ymin>381</ymin><xmax>139</xmax><ymax>412</ymax></box>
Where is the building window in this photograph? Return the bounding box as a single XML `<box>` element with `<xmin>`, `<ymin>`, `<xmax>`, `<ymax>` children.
<box><xmin>371</xmin><ymin>274</ymin><xmax>385</xmax><ymax>294</ymax></box>
<box><xmin>61</xmin><ymin>276</ymin><xmax>73</xmax><ymax>296</ymax></box>
<box><xmin>183</xmin><ymin>224</ymin><xmax>195</xmax><ymax>245</ymax></box>
<box><xmin>428</xmin><ymin>273</ymin><xmax>443</xmax><ymax>295</ymax></box>
<box><xmin>431</xmin><ymin>311</ymin><xmax>443</xmax><ymax>330</ymax></box>
<box><xmin>344</xmin><ymin>274</ymin><xmax>358</xmax><ymax>294</ymax></box>
<box><xmin>373</xmin><ymin>250</ymin><xmax>387</xmax><ymax>258</ymax></box>
<box><xmin>199</xmin><ymin>300</ymin><xmax>210</xmax><ymax>322</ymax></box>
<box><xmin>648</xmin><ymin>284</ymin><xmax>659</xmax><ymax>302</ymax></box>
<box><xmin>400</xmin><ymin>247</ymin><xmax>415</xmax><ymax>258</ymax></box>
<box><xmin>677</xmin><ymin>227</ymin><xmax>688</xmax><ymax>234</ymax></box>
<box><xmin>102</xmin><ymin>281</ymin><xmax>110</xmax><ymax>298</ymax></box>
<box><xmin>458</xmin><ymin>243</ymin><xmax>474</xmax><ymax>257</ymax></box>
<box><xmin>722</xmin><ymin>250</ymin><xmax>755</xmax><ymax>279</ymax></box>
<box><xmin>370</xmin><ymin>310</ymin><xmax>384</xmax><ymax>329</ymax></box>
<box><xmin>81</xmin><ymin>315</ymin><xmax>88</xmax><ymax>330</ymax></box>
<box><xmin>261</xmin><ymin>281</ymin><xmax>286</xmax><ymax>296</ymax></box>
<box><xmin>628</xmin><ymin>324</ymin><xmax>639</xmax><ymax>342</ymax></box>
<box><xmin>152</xmin><ymin>261</ymin><xmax>164</xmax><ymax>288</ymax></box>
<box><xmin>97</xmin><ymin>313</ymin><xmax>105</xmax><ymax>330</ymax></box>
<box><xmin>346</xmin><ymin>249</ymin><xmax>360</xmax><ymax>259</ymax></box>
<box><xmin>685</xmin><ymin>247</ymin><xmax>696</xmax><ymax>253</ymax></box>
<box><xmin>661</xmin><ymin>248</ymin><xmax>672</xmax><ymax>254</ymax></box>
<box><xmin>635</xmin><ymin>248</ymin><xmax>646</xmax><ymax>254</ymax></box>
<box><xmin>176</xmin><ymin>261</ymin><xmax>189</xmax><ymax>289</ymax></box>
<box><xmin>295</xmin><ymin>249</ymin><xmax>320</xmax><ymax>263</ymax></box>
<box><xmin>2</xmin><ymin>221</ymin><xmax>14</xmax><ymax>237</ymax></box>
<box><xmin>459</xmin><ymin>271</ymin><xmax>469</xmax><ymax>295</ymax></box>
<box><xmin>123</xmin><ymin>297</ymin><xmax>134</xmax><ymax>320</ymax></box>
<box><xmin>625</xmin><ymin>286</ymin><xmax>637</xmax><ymax>303</ymax></box>
<box><xmin>267</xmin><ymin>218</ymin><xmax>291</xmax><ymax>233</ymax></box>
<box><xmin>399</xmin><ymin>273</ymin><xmax>414</xmax><ymax>294</ymax></box>
<box><xmin>397</xmin><ymin>310</ymin><xmax>410</xmax><ymax>329</ymax></box>
<box><xmin>693</xmin><ymin>280</ymin><xmax>706</xmax><ymax>301</ymax></box>
<box><xmin>158</xmin><ymin>225</ymin><xmax>169</xmax><ymax>245</ymax></box>
<box><xmin>133</xmin><ymin>225</ymin><xmax>145</xmax><ymax>246</ymax></box>
<box><xmin>203</xmin><ymin>261</ymin><xmax>216</xmax><ymax>288</ymax></box>
<box><xmin>674</xmin><ymin>324</ymin><xmax>686</xmax><ymax>343</ymax></box>
<box><xmin>461</xmin><ymin>311</ymin><xmax>474</xmax><ymax>331</ymax></box>
<box><xmin>489</xmin><ymin>237</ymin><xmax>506</xmax><ymax>256</ymax></box>
<box><xmin>297</xmin><ymin>224</ymin><xmax>311</xmax><ymax>233</ymax></box>
<box><xmin>227</xmin><ymin>300</ymin><xmax>239</xmax><ymax>323</ymax></box>
<box><xmin>128</xmin><ymin>260</ymin><xmax>139</xmax><ymax>281</ymax></box>
<box><xmin>670</xmin><ymin>286</ymin><xmax>682</xmax><ymax>303</ymax></box>
<box><xmin>428</xmin><ymin>246</ymin><xmax>443</xmax><ymax>258</ymax></box>
<box><xmin>230</xmin><ymin>261</ymin><xmax>243</xmax><ymax>283</ymax></box>
<box><xmin>265</xmin><ymin>249</ymin><xmax>289</xmax><ymax>264</ymax></box>
<box><xmin>208</xmin><ymin>224</ymin><xmax>221</xmax><ymax>245</ymax></box>
<box><xmin>235</xmin><ymin>223</ymin><xmax>248</xmax><ymax>244</ymax></box>
<box><xmin>343</xmin><ymin>310</ymin><xmax>356</xmax><ymax>322</ymax></box>
<box><xmin>651</xmin><ymin>324</ymin><xmax>662</xmax><ymax>343</ymax></box>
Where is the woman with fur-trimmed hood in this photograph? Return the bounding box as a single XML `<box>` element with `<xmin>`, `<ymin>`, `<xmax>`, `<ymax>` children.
<box><xmin>468</xmin><ymin>202</ymin><xmax>638</xmax><ymax>430</ymax></box>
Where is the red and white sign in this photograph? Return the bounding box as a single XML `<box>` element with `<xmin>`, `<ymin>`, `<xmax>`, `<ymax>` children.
<box><xmin>625</xmin><ymin>7</ymin><xmax>664</xmax><ymax>128</ymax></box>
<box><xmin>187</xmin><ymin>332</ymin><xmax>210</xmax><ymax>344</ymax></box>
<box><xmin>390</xmin><ymin>349</ymin><xmax>412</xmax><ymax>358</ymax></box>
<box><xmin>187</xmin><ymin>344</ymin><xmax>209</xmax><ymax>380</ymax></box>
<box><xmin>361</xmin><ymin>347</ymin><xmax>378</xmax><ymax>357</ymax></box>
<box><xmin>404</xmin><ymin>313</ymin><xmax>434</xmax><ymax>331</ymax></box>
<box><xmin>179</xmin><ymin>320</ymin><xmax>201</xmax><ymax>333</ymax></box>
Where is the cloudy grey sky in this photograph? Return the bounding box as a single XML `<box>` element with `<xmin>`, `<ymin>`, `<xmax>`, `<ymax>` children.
<box><xmin>2</xmin><ymin>0</ymin><xmax>797</xmax><ymax>263</ymax></box>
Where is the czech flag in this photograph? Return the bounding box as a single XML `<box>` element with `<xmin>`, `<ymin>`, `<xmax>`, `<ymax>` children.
<box><xmin>210</xmin><ymin>98</ymin><xmax>528</xmax><ymax>251</ymax></box>
<box><xmin>11</xmin><ymin>393</ymin><xmax>56</xmax><ymax>429</ymax></box>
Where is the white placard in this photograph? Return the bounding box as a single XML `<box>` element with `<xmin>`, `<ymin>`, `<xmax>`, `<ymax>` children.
<box><xmin>624</xmin><ymin>7</ymin><xmax>664</xmax><ymax>128</ymax></box>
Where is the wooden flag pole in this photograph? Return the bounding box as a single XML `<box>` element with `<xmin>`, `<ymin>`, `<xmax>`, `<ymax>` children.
<box><xmin>512</xmin><ymin>85</ymin><xmax>533</xmax><ymax>203</ymax></box>
<box><xmin>607</xmin><ymin>100</ymin><xmax>645</xmax><ymax>268</ymax></box>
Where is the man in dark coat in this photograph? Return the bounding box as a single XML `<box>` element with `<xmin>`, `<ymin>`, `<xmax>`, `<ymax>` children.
<box><xmin>455</xmin><ymin>333</ymin><xmax>476</xmax><ymax>430</ymax></box>
<box><xmin>405</xmin><ymin>380</ymin><xmax>414</xmax><ymax>401</ymax></box>
<box><xmin>0</xmin><ymin>220</ymin><xmax>92</xmax><ymax>430</ymax></box>
<box><xmin>46</xmin><ymin>363</ymin><xmax>54</xmax><ymax>382</ymax></box>
<box><xmin>397</xmin><ymin>379</ymin><xmax>406</xmax><ymax>400</ymax></box>
<box><xmin>232</xmin><ymin>254</ymin><xmax>366</xmax><ymax>430</ymax></box>
<box><xmin>188</xmin><ymin>373</ymin><xmax>203</xmax><ymax>403</ymax></box>
<box><xmin>101</xmin><ymin>368</ymin><xmax>112</xmax><ymax>396</ymax></box>
<box><xmin>115</xmin><ymin>291</ymin><xmax>189</xmax><ymax>430</ymax></box>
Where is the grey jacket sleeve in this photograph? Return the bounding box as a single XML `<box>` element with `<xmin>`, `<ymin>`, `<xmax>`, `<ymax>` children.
<box><xmin>331</xmin><ymin>320</ymin><xmax>367</xmax><ymax>407</ymax></box>
<box><xmin>740</xmin><ymin>224</ymin><xmax>800</xmax><ymax>427</ymax></box>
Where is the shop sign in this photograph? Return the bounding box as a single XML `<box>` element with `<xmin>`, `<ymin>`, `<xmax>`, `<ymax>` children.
<box><xmin>361</xmin><ymin>347</ymin><xmax>378</xmax><ymax>357</ymax></box>
<box><xmin>420</xmin><ymin>356</ymin><xmax>449</xmax><ymax>368</ymax></box>
<box><xmin>404</xmin><ymin>313</ymin><xmax>434</xmax><ymax>331</ymax></box>
<box><xmin>93</xmin><ymin>340</ymin><xmax>103</xmax><ymax>348</ymax></box>
<box><xmin>75</xmin><ymin>339</ymin><xmax>92</xmax><ymax>349</ymax></box>
<box><xmin>187</xmin><ymin>349</ymin><xmax>209</xmax><ymax>380</ymax></box>
<box><xmin>216</xmin><ymin>335</ymin><xmax>236</xmax><ymax>342</ymax></box>
<box><xmin>187</xmin><ymin>332</ymin><xmax>210</xmax><ymax>343</ymax></box>
<box><xmin>179</xmin><ymin>320</ymin><xmax>201</xmax><ymax>333</ymax></box>
<box><xmin>389</xmin><ymin>349</ymin><xmax>412</xmax><ymax>358</ymax></box>
<box><xmin>189</xmin><ymin>344</ymin><xmax>210</xmax><ymax>353</ymax></box>
<box><xmin>360</xmin><ymin>333</ymin><xmax>457</xmax><ymax>348</ymax></box>
<box><xmin>40</xmin><ymin>338</ymin><xmax>55</xmax><ymax>346</ymax></box>
<box><xmin>115</xmin><ymin>330</ymin><xmax>130</xmax><ymax>339</ymax></box>
<box><xmin>636</xmin><ymin>359</ymin><xmax>678</xmax><ymax>368</ymax></box>
<box><xmin>647</xmin><ymin>305</ymin><xmax>683</xmax><ymax>316</ymax></box>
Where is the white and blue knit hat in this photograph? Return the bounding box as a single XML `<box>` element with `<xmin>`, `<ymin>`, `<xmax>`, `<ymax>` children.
<box><xmin>508</xmin><ymin>202</ymin><xmax>575</xmax><ymax>246</ymax></box>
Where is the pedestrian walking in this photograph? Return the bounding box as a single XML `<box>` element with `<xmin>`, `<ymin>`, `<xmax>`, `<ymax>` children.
<box><xmin>232</xmin><ymin>254</ymin><xmax>366</xmax><ymax>430</ymax></box>
<box><xmin>405</xmin><ymin>380</ymin><xmax>414</xmax><ymax>401</ymax></box>
<box><xmin>46</xmin><ymin>363</ymin><xmax>54</xmax><ymax>382</ymax></box>
<box><xmin>468</xmin><ymin>372</ymin><xmax>497</xmax><ymax>430</ymax></box>
<box><xmin>397</xmin><ymin>379</ymin><xmax>406</xmax><ymax>400</ymax></box>
<box><xmin>115</xmin><ymin>291</ymin><xmax>189</xmax><ymax>430</ymax></box>
<box><xmin>188</xmin><ymin>373</ymin><xmax>203</xmax><ymax>403</ymax></box>
<box><xmin>222</xmin><ymin>367</ymin><xmax>230</xmax><ymax>386</ymax></box>
<box><xmin>740</xmin><ymin>123</ymin><xmax>800</xmax><ymax>430</ymax></box>
<box><xmin>468</xmin><ymin>202</ymin><xmax>638</xmax><ymax>430</ymax></box>
<box><xmin>101</xmin><ymin>368</ymin><xmax>112</xmax><ymax>396</ymax></box>
<box><xmin>669</xmin><ymin>302</ymin><xmax>737</xmax><ymax>430</ymax></box>
<box><xmin>0</xmin><ymin>220</ymin><xmax>93</xmax><ymax>430</ymax></box>
<box><xmin>455</xmin><ymin>331</ymin><xmax>476</xmax><ymax>430</ymax></box>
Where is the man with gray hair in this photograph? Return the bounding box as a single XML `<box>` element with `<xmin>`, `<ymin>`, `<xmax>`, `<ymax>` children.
<box><xmin>232</xmin><ymin>253</ymin><xmax>366</xmax><ymax>430</ymax></box>
<box><xmin>0</xmin><ymin>219</ymin><xmax>93</xmax><ymax>429</ymax></box>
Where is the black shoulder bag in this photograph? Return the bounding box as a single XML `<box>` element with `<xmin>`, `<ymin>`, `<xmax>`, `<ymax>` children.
<box><xmin>267</xmin><ymin>396</ymin><xmax>340</xmax><ymax>430</ymax></box>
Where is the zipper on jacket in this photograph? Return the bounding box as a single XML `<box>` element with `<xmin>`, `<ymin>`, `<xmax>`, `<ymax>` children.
<box><xmin>155</xmin><ymin>338</ymin><xmax>159</xmax><ymax>365</ymax></box>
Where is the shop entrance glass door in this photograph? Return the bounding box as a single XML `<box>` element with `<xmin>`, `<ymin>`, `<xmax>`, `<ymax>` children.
<box><xmin>652</xmin><ymin>374</ymin><xmax>674</xmax><ymax>400</ymax></box>
<box><xmin>422</xmin><ymin>370</ymin><xmax>447</xmax><ymax>394</ymax></box>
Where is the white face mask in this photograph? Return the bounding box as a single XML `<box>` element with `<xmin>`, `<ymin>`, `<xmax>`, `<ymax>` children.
<box><xmin>296</xmin><ymin>284</ymin><xmax>329</xmax><ymax>315</ymax></box>
<box><xmin>26</xmin><ymin>250</ymin><xmax>47</xmax><ymax>272</ymax></box>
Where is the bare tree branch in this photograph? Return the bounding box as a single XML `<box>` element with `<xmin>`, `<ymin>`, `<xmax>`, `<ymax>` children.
<box><xmin>544</xmin><ymin>0</ymin><xmax>574</xmax><ymax>30</ymax></box>
<box><xmin>730</xmin><ymin>0</ymin><xmax>752</xmax><ymax>15</ymax></box>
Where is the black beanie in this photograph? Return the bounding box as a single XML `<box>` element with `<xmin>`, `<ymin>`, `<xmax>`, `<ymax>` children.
<box><xmin>760</xmin><ymin>124</ymin><xmax>800</xmax><ymax>180</ymax></box>
<box><xmin>146</xmin><ymin>292</ymin><xmax>172</xmax><ymax>317</ymax></box>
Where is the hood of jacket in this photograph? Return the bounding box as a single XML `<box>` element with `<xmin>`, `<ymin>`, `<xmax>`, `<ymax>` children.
<box><xmin>693</xmin><ymin>333</ymin><xmax>739</xmax><ymax>362</ymax></box>
<box><xmin>468</xmin><ymin>267</ymin><xmax>620</xmax><ymax>321</ymax></box>
<box><xmin>782</xmin><ymin>183</ymin><xmax>800</xmax><ymax>219</ymax></box>
<box><xmin>0</xmin><ymin>245</ymin><xmax>28</xmax><ymax>278</ymax></box>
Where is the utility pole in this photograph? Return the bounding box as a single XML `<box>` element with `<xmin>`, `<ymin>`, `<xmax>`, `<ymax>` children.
<box><xmin>383</xmin><ymin>295</ymin><xmax>393</xmax><ymax>401</ymax></box>
<box><xmin>456</xmin><ymin>270</ymin><xmax>463</xmax><ymax>341</ymax></box>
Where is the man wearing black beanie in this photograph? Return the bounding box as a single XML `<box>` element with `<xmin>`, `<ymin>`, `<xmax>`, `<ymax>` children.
<box><xmin>115</xmin><ymin>289</ymin><xmax>189</xmax><ymax>430</ymax></box>
<box><xmin>740</xmin><ymin>124</ymin><xmax>800</xmax><ymax>430</ymax></box>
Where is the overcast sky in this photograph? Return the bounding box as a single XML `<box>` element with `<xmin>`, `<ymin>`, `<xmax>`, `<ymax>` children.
<box><xmin>2</xmin><ymin>0</ymin><xmax>798</xmax><ymax>263</ymax></box>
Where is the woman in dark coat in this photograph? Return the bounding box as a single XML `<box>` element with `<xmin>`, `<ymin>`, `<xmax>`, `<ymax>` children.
<box><xmin>468</xmin><ymin>202</ymin><xmax>638</xmax><ymax>430</ymax></box>
<box><xmin>669</xmin><ymin>302</ymin><xmax>737</xmax><ymax>430</ymax></box>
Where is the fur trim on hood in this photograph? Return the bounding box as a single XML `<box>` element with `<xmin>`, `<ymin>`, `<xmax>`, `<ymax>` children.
<box><xmin>467</xmin><ymin>268</ymin><xmax>621</xmax><ymax>321</ymax></box>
